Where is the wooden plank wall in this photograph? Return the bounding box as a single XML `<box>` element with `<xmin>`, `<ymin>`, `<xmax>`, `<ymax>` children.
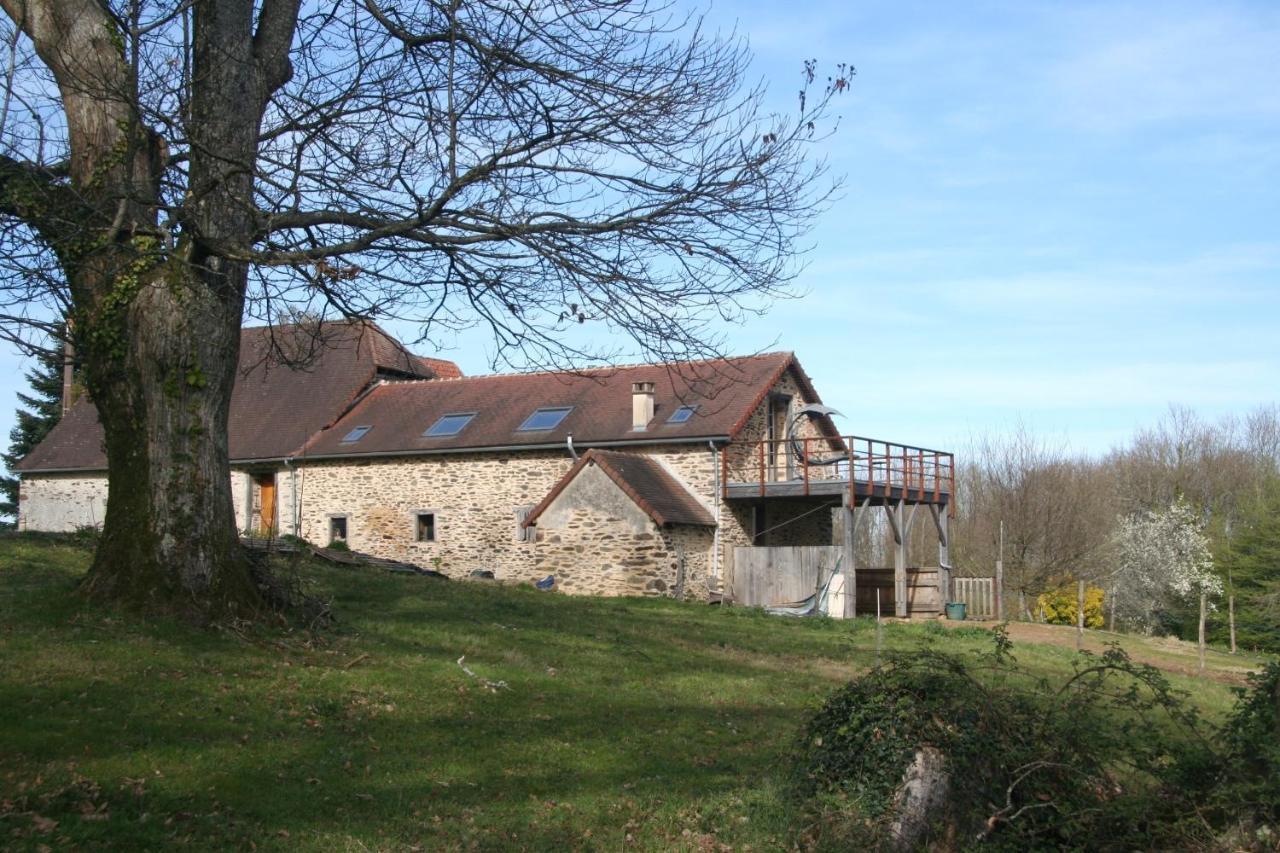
<box><xmin>856</xmin><ymin>568</ymin><xmax>940</xmax><ymax>617</ymax></box>
<box><xmin>731</xmin><ymin>546</ymin><xmax>942</xmax><ymax>617</ymax></box>
<box><xmin>731</xmin><ymin>546</ymin><xmax>841</xmax><ymax>608</ymax></box>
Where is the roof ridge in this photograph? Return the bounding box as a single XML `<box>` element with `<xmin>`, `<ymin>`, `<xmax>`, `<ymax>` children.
<box><xmin>368</xmin><ymin>350</ymin><xmax>794</xmax><ymax>387</ymax></box>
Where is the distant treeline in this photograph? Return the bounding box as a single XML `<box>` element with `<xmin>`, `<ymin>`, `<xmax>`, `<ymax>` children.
<box><xmin>949</xmin><ymin>405</ymin><xmax>1280</xmax><ymax>651</ymax></box>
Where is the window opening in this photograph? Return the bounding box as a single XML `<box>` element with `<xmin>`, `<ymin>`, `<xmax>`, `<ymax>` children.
<box><xmin>517</xmin><ymin>406</ymin><xmax>572</xmax><ymax>432</ymax></box>
<box><xmin>514</xmin><ymin>505</ymin><xmax>536</xmax><ymax>542</ymax></box>
<box><xmin>424</xmin><ymin>412</ymin><xmax>475</xmax><ymax>437</ymax></box>
<box><xmin>341</xmin><ymin>425</ymin><xmax>372</xmax><ymax>443</ymax></box>
<box><xmin>667</xmin><ymin>405</ymin><xmax>697</xmax><ymax>424</ymax></box>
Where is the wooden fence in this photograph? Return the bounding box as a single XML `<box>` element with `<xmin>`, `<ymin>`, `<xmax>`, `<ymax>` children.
<box><xmin>953</xmin><ymin>577</ymin><xmax>996</xmax><ymax>619</ymax></box>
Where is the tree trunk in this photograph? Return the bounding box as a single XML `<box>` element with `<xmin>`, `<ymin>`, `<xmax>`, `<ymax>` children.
<box><xmin>0</xmin><ymin>0</ymin><xmax>295</xmax><ymax>620</ymax></box>
<box><xmin>1228</xmin><ymin>593</ymin><xmax>1237</xmax><ymax>655</ymax></box>
<box><xmin>78</xmin><ymin>255</ymin><xmax>260</xmax><ymax>619</ymax></box>
<box><xmin>1198</xmin><ymin>592</ymin><xmax>1207</xmax><ymax>675</ymax></box>
<box><xmin>1076</xmin><ymin>579</ymin><xmax>1085</xmax><ymax>651</ymax></box>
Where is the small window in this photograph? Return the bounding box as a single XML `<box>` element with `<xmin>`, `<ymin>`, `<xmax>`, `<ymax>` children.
<box><xmin>424</xmin><ymin>412</ymin><xmax>476</xmax><ymax>437</ymax></box>
<box><xmin>667</xmin><ymin>404</ymin><xmax>698</xmax><ymax>424</ymax></box>
<box><xmin>517</xmin><ymin>406</ymin><xmax>573</xmax><ymax>432</ymax></box>
<box><xmin>514</xmin><ymin>505</ymin><xmax>535</xmax><ymax>543</ymax></box>
<box><xmin>341</xmin><ymin>425</ymin><xmax>372</xmax><ymax>443</ymax></box>
<box><xmin>415</xmin><ymin>512</ymin><xmax>436</xmax><ymax>542</ymax></box>
<box><xmin>329</xmin><ymin>516</ymin><xmax>348</xmax><ymax>544</ymax></box>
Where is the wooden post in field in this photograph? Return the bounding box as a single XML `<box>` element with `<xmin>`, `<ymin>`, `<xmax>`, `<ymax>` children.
<box><xmin>875</xmin><ymin>587</ymin><xmax>883</xmax><ymax>666</ymax></box>
<box><xmin>995</xmin><ymin>520</ymin><xmax>1004</xmax><ymax>621</ymax></box>
<box><xmin>1076</xmin><ymin>579</ymin><xmax>1085</xmax><ymax>652</ymax></box>
<box><xmin>995</xmin><ymin>559</ymin><xmax>1003</xmax><ymax>621</ymax></box>
<box><xmin>1198</xmin><ymin>592</ymin><xmax>1207</xmax><ymax>675</ymax></box>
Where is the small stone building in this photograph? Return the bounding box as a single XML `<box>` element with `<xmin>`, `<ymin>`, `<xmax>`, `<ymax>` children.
<box><xmin>15</xmin><ymin>320</ymin><xmax>842</xmax><ymax>599</ymax></box>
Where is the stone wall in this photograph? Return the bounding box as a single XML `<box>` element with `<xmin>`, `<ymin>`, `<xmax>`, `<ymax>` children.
<box><xmin>529</xmin><ymin>462</ymin><xmax>715</xmax><ymax>597</ymax></box>
<box><xmin>293</xmin><ymin>449</ymin><xmax>574</xmax><ymax>580</ymax></box>
<box><xmin>21</xmin><ymin>469</ymin><xmax>271</xmax><ymax>536</ymax></box>
<box><xmin>17</xmin><ymin>473</ymin><xmax>108</xmax><ymax>532</ymax></box>
<box><xmin>291</xmin><ymin>446</ymin><xmax>726</xmax><ymax>597</ymax></box>
<box><xmin>16</xmin><ymin>363</ymin><xmax>831</xmax><ymax>603</ymax></box>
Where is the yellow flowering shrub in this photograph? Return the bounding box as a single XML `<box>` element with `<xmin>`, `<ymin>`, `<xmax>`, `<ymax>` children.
<box><xmin>1037</xmin><ymin>583</ymin><xmax>1105</xmax><ymax>628</ymax></box>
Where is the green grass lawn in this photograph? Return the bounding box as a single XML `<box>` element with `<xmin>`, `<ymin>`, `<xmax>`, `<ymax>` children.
<box><xmin>0</xmin><ymin>534</ymin><xmax>1269</xmax><ymax>850</ymax></box>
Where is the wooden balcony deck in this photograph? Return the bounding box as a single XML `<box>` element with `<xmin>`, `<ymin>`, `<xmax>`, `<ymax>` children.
<box><xmin>722</xmin><ymin>434</ymin><xmax>955</xmax><ymax>513</ymax></box>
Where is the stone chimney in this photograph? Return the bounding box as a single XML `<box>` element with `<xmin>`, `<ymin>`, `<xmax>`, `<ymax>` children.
<box><xmin>631</xmin><ymin>381</ymin><xmax>655</xmax><ymax>431</ymax></box>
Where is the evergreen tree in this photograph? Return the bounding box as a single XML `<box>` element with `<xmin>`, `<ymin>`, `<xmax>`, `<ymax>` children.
<box><xmin>1216</xmin><ymin>478</ymin><xmax>1280</xmax><ymax>652</ymax></box>
<box><xmin>0</xmin><ymin>345</ymin><xmax>65</xmax><ymax>528</ymax></box>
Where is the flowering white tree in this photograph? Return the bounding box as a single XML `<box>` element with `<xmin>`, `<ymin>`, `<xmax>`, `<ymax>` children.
<box><xmin>1110</xmin><ymin>499</ymin><xmax>1221</xmax><ymax>631</ymax></box>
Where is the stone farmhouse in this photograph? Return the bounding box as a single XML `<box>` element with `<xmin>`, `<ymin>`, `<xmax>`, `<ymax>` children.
<box><xmin>16</xmin><ymin>321</ymin><xmax>956</xmax><ymax>608</ymax></box>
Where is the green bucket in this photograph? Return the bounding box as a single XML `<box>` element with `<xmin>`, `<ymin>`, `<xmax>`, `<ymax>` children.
<box><xmin>945</xmin><ymin>601</ymin><xmax>967</xmax><ymax>621</ymax></box>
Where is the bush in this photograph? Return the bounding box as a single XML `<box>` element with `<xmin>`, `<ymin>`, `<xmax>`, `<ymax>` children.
<box><xmin>1214</xmin><ymin>661</ymin><xmax>1280</xmax><ymax>831</ymax></box>
<box><xmin>1036</xmin><ymin>583</ymin><xmax>1105</xmax><ymax>628</ymax></box>
<box><xmin>792</xmin><ymin>628</ymin><xmax>1219</xmax><ymax>850</ymax></box>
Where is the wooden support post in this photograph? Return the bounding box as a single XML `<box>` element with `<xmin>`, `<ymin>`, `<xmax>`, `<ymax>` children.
<box><xmin>842</xmin><ymin>493</ymin><xmax>856</xmax><ymax>620</ymax></box>
<box><xmin>1076</xmin><ymin>579</ymin><xmax>1085</xmax><ymax>651</ymax></box>
<box><xmin>930</xmin><ymin>504</ymin><xmax>951</xmax><ymax>607</ymax></box>
<box><xmin>892</xmin><ymin>500</ymin><xmax>908</xmax><ymax>618</ymax></box>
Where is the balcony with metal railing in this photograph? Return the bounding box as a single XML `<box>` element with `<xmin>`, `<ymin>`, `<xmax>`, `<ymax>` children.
<box><xmin>722</xmin><ymin>434</ymin><xmax>955</xmax><ymax>513</ymax></box>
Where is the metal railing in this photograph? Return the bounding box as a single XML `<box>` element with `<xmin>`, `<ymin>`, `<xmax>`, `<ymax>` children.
<box><xmin>722</xmin><ymin>434</ymin><xmax>955</xmax><ymax>510</ymax></box>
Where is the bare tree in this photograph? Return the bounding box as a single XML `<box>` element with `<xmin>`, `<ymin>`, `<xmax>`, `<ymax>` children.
<box><xmin>953</xmin><ymin>427</ymin><xmax>1113</xmax><ymax>617</ymax></box>
<box><xmin>0</xmin><ymin>1</ymin><xmax>842</xmax><ymax>617</ymax></box>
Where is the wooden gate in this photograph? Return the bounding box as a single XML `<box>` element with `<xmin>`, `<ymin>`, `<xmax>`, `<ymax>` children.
<box><xmin>953</xmin><ymin>577</ymin><xmax>996</xmax><ymax>619</ymax></box>
<box><xmin>731</xmin><ymin>546</ymin><xmax>844</xmax><ymax>614</ymax></box>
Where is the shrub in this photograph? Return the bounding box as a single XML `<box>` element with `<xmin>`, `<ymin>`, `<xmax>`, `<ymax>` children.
<box><xmin>1036</xmin><ymin>583</ymin><xmax>1105</xmax><ymax>628</ymax></box>
<box><xmin>792</xmin><ymin>628</ymin><xmax>1217</xmax><ymax>849</ymax></box>
<box><xmin>1214</xmin><ymin>661</ymin><xmax>1280</xmax><ymax>830</ymax></box>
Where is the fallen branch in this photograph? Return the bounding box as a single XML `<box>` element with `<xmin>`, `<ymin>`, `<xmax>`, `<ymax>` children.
<box><xmin>456</xmin><ymin>656</ymin><xmax>509</xmax><ymax>692</ymax></box>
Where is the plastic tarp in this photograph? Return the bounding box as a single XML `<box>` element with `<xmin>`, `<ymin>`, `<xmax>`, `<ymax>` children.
<box><xmin>764</xmin><ymin>556</ymin><xmax>843</xmax><ymax>617</ymax></box>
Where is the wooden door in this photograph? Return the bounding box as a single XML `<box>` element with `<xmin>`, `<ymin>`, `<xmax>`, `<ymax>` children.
<box><xmin>255</xmin><ymin>473</ymin><xmax>277</xmax><ymax>535</ymax></box>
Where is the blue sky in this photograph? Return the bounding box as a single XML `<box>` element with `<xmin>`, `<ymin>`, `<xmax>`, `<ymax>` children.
<box><xmin>2</xmin><ymin>0</ymin><xmax>1277</xmax><ymax>458</ymax></box>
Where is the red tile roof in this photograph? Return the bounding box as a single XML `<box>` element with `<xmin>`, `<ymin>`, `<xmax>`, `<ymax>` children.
<box><xmin>525</xmin><ymin>449</ymin><xmax>715</xmax><ymax>528</ymax></box>
<box><xmin>16</xmin><ymin>321</ymin><xmax>462</xmax><ymax>472</ymax></box>
<box><xmin>298</xmin><ymin>352</ymin><xmax>821</xmax><ymax>458</ymax></box>
<box><xmin>17</xmin><ymin>323</ymin><xmax>830</xmax><ymax>472</ymax></box>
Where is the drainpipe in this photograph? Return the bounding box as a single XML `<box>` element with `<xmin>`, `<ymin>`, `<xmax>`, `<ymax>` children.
<box><xmin>709</xmin><ymin>440</ymin><xmax>721</xmax><ymax>589</ymax></box>
<box><xmin>566</xmin><ymin>433</ymin><xmax>579</xmax><ymax>461</ymax></box>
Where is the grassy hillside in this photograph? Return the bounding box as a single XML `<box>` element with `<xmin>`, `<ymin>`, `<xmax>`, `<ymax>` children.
<box><xmin>0</xmin><ymin>535</ymin><xmax>1268</xmax><ymax>850</ymax></box>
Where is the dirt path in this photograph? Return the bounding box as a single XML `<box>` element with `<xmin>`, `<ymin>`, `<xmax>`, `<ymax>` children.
<box><xmin>939</xmin><ymin>618</ymin><xmax>1264</xmax><ymax>686</ymax></box>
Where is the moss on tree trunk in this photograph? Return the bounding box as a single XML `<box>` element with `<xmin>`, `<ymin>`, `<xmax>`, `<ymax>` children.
<box><xmin>76</xmin><ymin>248</ymin><xmax>264</xmax><ymax>621</ymax></box>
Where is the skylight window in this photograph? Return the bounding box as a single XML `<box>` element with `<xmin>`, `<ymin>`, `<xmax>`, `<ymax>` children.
<box><xmin>517</xmin><ymin>406</ymin><xmax>573</xmax><ymax>432</ymax></box>
<box><xmin>341</xmin><ymin>425</ymin><xmax>372</xmax><ymax>443</ymax></box>
<box><xmin>423</xmin><ymin>412</ymin><xmax>476</xmax><ymax>437</ymax></box>
<box><xmin>667</xmin><ymin>405</ymin><xmax>698</xmax><ymax>424</ymax></box>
